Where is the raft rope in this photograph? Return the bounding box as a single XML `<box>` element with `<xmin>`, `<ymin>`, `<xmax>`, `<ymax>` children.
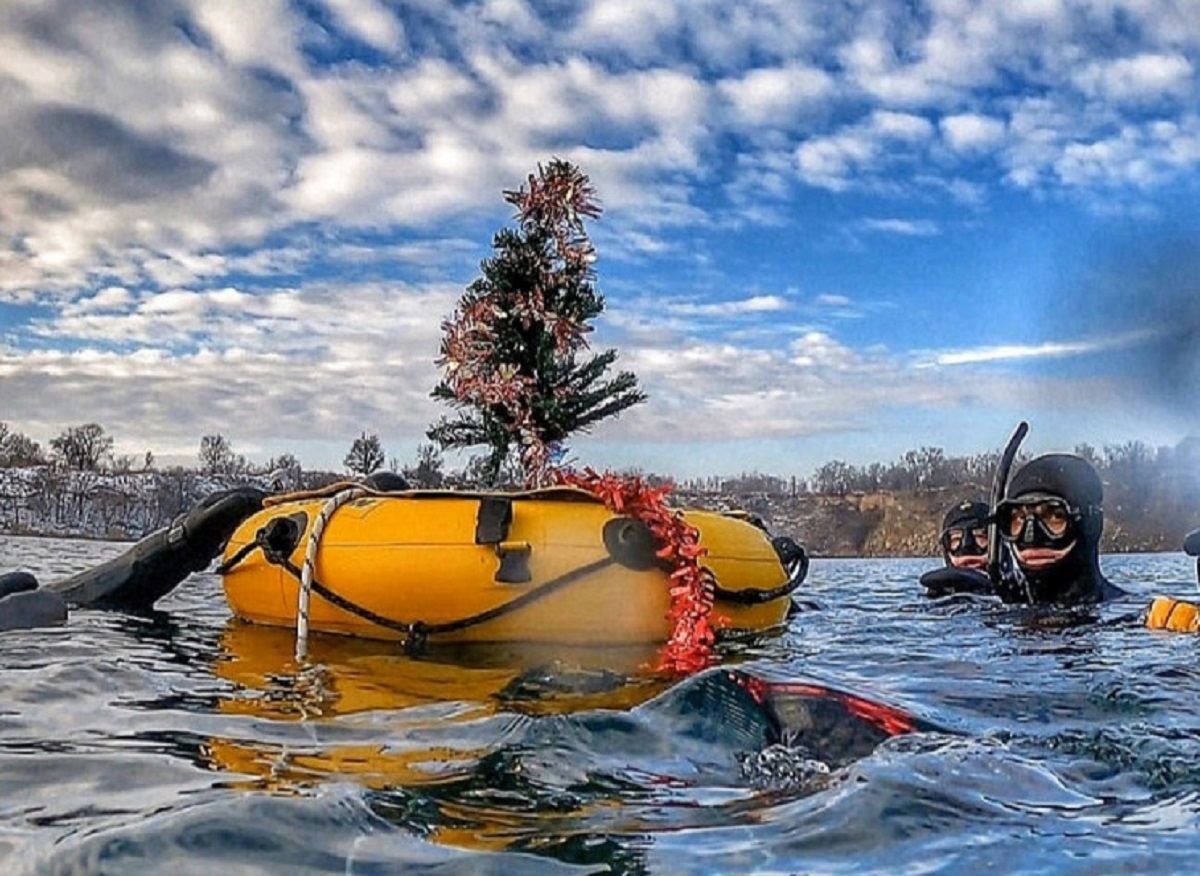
<box><xmin>283</xmin><ymin>552</ymin><xmax>616</xmax><ymax>655</ymax></box>
<box><xmin>295</xmin><ymin>487</ymin><xmax>365</xmax><ymax>661</ymax></box>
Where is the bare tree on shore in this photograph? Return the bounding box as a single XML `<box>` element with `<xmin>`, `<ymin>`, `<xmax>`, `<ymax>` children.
<box><xmin>344</xmin><ymin>433</ymin><xmax>385</xmax><ymax>476</ymax></box>
<box><xmin>50</xmin><ymin>423</ymin><xmax>113</xmax><ymax>471</ymax></box>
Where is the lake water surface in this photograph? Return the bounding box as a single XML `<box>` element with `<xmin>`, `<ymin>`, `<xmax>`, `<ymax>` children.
<box><xmin>2</xmin><ymin>535</ymin><xmax>1200</xmax><ymax>874</ymax></box>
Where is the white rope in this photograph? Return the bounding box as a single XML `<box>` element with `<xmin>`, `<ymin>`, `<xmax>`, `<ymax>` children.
<box><xmin>296</xmin><ymin>486</ymin><xmax>365</xmax><ymax>661</ymax></box>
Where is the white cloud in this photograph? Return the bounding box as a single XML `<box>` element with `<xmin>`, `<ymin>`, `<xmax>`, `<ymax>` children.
<box><xmin>1074</xmin><ymin>53</ymin><xmax>1194</xmax><ymax>103</ymax></box>
<box><xmin>816</xmin><ymin>293</ymin><xmax>851</xmax><ymax>307</ymax></box>
<box><xmin>795</xmin><ymin>131</ymin><xmax>878</xmax><ymax>191</ymax></box>
<box><xmin>68</xmin><ymin>286</ymin><xmax>133</xmax><ymax>314</ymax></box>
<box><xmin>919</xmin><ymin>329</ymin><xmax>1159</xmax><ymax>367</ymax></box>
<box><xmin>941</xmin><ymin>113</ymin><xmax>1006</xmax><ymax>151</ymax></box>
<box><xmin>718</xmin><ymin>65</ymin><xmax>836</xmax><ymax>128</ymax></box>
<box><xmin>3</xmin><ymin>279</ymin><xmax>460</xmax><ymax>455</ymax></box>
<box><xmin>668</xmin><ymin>295</ymin><xmax>790</xmax><ymax>317</ymax></box>
<box><xmin>870</xmin><ymin>110</ymin><xmax>934</xmax><ymax>141</ymax></box>
<box><xmin>788</xmin><ymin>330</ymin><xmax>863</xmax><ymax>369</ymax></box>
<box><xmin>321</xmin><ymin>0</ymin><xmax>406</xmax><ymax>53</ymax></box>
<box><xmin>189</xmin><ymin>0</ymin><xmax>306</xmax><ymax>77</ymax></box>
<box><xmin>794</xmin><ymin>110</ymin><xmax>932</xmax><ymax>190</ymax></box>
<box><xmin>598</xmin><ymin>321</ymin><xmax>1127</xmax><ymax>446</ymax></box>
<box><xmin>572</xmin><ymin>0</ymin><xmax>682</xmax><ymax>62</ymax></box>
<box><xmin>861</xmin><ymin>218</ymin><xmax>941</xmax><ymax>236</ymax></box>
<box><xmin>0</xmin><ymin>0</ymin><xmax>1197</xmax><ymax>298</ymax></box>
<box><xmin>478</xmin><ymin>0</ymin><xmax>545</xmax><ymax>38</ymax></box>
<box><xmin>1</xmin><ymin>0</ymin><xmax>1198</xmax><ymax>465</ymax></box>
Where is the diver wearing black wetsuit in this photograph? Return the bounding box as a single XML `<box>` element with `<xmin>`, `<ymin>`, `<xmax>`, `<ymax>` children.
<box><xmin>920</xmin><ymin>499</ymin><xmax>995</xmax><ymax>597</ymax></box>
<box><xmin>993</xmin><ymin>453</ymin><xmax>1125</xmax><ymax>605</ymax></box>
<box><xmin>940</xmin><ymin>500</ymin><xmax>991</xmax><ymax>572</ymax></box>
<box><xmin>0</xmin><ymin>486</ymin><xmax>266</xmax><ymax>632</ymax></box>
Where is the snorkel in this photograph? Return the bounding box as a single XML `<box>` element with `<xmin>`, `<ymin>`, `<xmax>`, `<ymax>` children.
<box><xmin>988</xmin><ymin>421</ymin><xmax>1029</xmax><ymax>590</ymax></box>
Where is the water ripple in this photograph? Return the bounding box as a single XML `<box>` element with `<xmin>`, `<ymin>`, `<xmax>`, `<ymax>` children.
<box><xmin>3</xmin><ymin>538</ymin><xmax>1200</xmax><ymax>872</ymax></box>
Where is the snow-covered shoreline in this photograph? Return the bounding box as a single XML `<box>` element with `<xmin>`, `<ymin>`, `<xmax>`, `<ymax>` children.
<box><xmin>0</xmin><ymin>466</ymin><xmax>296</xmax><ymax>541</ymax></box>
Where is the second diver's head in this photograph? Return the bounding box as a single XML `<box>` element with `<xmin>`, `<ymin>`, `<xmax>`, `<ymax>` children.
<box><xmin>940</xmin><ymin>500</ymin><xmax>991</xmax><ymax>571</ymax></box>
<box><xmin>996</xmin><ymin>453</ymin><xmax>1106</xmax><ymax>603</ymax></box>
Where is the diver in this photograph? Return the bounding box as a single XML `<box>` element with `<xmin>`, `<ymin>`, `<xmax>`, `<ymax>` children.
<box><xmin>919</xmin><ymin>499</ymin><xmax>996</xmax><ymax>597</ymax></box>
<box><xmin>939</xmin><ymin>500</ymin><xmax>991</xmax><ymax>572</ymax></box>
<box><xmin>0</xmin><ymin>472</ymin><xmax>419</xmax><ymax>634</ymax></box>
<box><xmin>0</xmin><ymin>486</ymin><xmax>266</xmax><ymax>632</ymax></box>
<box><xmin>992</xmin><ymin>453</ymin><xmax>1125</xmax><ymax>605</ymax></box>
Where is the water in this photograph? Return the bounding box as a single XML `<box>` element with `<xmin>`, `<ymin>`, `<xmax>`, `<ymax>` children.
<box><xmin>2</xmin><ymin>535</ymin><xmax>1199</xmax><ymax>874</ymax></box>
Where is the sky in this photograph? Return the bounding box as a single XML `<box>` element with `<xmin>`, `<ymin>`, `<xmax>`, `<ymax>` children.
<box><xmin>0</xmin><ymin>0</ymin><xmax>1197</xmax><ymax>478</ymax></box>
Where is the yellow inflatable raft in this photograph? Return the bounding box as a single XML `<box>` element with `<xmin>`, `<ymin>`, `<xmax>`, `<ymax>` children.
<box><xmin>220</xmin><ymin>485</ymin><xmax>805</xmax><ymax>646</ymax></box>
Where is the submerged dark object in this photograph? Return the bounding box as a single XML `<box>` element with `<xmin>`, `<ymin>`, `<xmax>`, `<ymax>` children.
<box><xmin>650</xmin><ymin>667</ymin><xmax>936</xmax><ymax>769</ymax></box>
<box><xmin>46</xmin><ymin>486</ymin><xmax>265</xmax><ymax>610</ymax></box>
<box><xmin>920</xmin><ymin>566</ymin><xmax>994</xmax><ymax>598</ymax></box>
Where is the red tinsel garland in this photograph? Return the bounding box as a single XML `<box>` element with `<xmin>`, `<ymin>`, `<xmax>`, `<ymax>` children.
<box><xmin>557</xmin><ymin>468</ymin><xmax>720</xmax><ymax>675</ymax></box>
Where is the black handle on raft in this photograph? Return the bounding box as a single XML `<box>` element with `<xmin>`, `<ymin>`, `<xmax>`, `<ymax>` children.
<box><xmin>988</xmin><ymin>421</ymin><xmax>1029</xmax><ymax>583</ymax></box>
<box><xmin>712</xmin><ymin>536</ymin><xmax>809</xmax><ymax>605</ymax></box>
<box><xmin>603</xmin><ymin>518</ymin><xmax>660</xmax><ymax>570</ymax></box>
<box><xmin>601</xmin><ymin>518</ymin><xmax>809</xmax><ymax>604</ymax></box>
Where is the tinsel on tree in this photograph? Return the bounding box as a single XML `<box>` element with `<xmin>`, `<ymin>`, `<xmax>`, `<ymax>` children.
<box><xmin>429</xmin><ymin>159</ymin><xmax>646</xmax><ymax>487</ymax></box>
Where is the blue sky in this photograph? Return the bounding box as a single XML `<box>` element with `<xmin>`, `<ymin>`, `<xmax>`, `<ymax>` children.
<box><xmin>0</xmin><ymin>0</ymin><xmax>1197</xmax><ymax>477</ymax></box>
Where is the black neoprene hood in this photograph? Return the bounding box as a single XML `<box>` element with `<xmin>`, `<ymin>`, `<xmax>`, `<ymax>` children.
<box><xmin>942</xmin><ymin>500</ymin><xmax>990</xmax><ymax>531</ymax></box>
<box><xmin>1006</xmin><ymin>453</ymin><xmax>1103</xmax><ymax>508</ymax></box>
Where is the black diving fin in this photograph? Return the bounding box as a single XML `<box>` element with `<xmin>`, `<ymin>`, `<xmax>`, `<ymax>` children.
<box><xmin>0</xmin><ymin>587</ymin><xmax>67</xmax><ymax>632</ymax></box>
<box><xmin>919</xmin><ymin>566</ymin><xmax>994</xmax><ymax>598</ymax></box>
<box><xmin>0</xmin><ymin>570</ymin><xmax>67</xmax><ymax>632</ymax></box>
<box><xmin>46</xmin><ymin>486</ymin><xmax>266</xmax><ymax>610</ymax></box>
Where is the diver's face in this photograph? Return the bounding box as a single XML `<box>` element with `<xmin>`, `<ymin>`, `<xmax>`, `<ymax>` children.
<box><xmin>942</xmin><ymin>526</ymin><xmax>989</xmax><ymax>569</ymax></box>
<box><xmin>998</xmin><ymin>498</ymin><xmax>1078</xmax><ymax>570</ymax></box>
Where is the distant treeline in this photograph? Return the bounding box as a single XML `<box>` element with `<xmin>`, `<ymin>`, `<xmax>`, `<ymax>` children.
<box><xmin>0</xmin><ymin>421</ymin><xmax>454</xmax><ymax>488</ymax></box>
<box><xmin>4</xmin><ymin>419</ymin><xmax>1198</xmax><ymax>512</ymax></box>
<box><xmin>679</xmin><ymin>438</ymin><xmax>1200</xmax><ymax>503</ymax></box>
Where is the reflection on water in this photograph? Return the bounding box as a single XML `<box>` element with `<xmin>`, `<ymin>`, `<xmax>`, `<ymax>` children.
<box><xmin>3</xmin><ymin>534</ymin><xmax>1200</xmax><ymax>873</ymax></box>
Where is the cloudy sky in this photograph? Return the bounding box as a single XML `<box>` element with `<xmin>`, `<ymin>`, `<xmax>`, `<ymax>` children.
<box><xmin>0</xmin><ymin>0</ymin><xmax>1197</xmax><ymax>477</ymax></box>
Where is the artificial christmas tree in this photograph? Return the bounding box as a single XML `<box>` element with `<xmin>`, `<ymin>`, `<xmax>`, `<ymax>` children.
<box><xmin>430</xmin><ymin>160</ymin><xmax>645</xmax><ymax>486</ymax></box>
